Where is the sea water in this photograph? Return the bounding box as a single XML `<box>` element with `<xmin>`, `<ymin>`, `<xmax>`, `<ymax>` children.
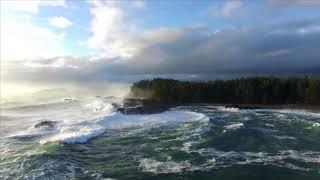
<box><xmin>1</xmin><ymin>97</ymin><xmax>320</xmax><ymax>179</ymax></box>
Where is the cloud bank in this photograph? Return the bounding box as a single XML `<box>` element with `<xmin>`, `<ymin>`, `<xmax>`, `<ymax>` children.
<box><xmin>49</xmin><ymin>16</ymin><xmax>72</xmax><ymax>29</ymax></box>
<box><xmin>2</xmin><ymin>0</ymin><xmax>320</xmax><ymax>98</ymax></box>
<box><xmin>5</xmin><ymin>17</ymin><xmax>320</xmax><ymax>84</ymax></box>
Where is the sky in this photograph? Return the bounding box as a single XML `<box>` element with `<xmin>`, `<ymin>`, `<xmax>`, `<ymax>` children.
<box><xmin>1</xmin><ymin>0</ymin><xmax>320</xmax><ymax>98</ymax></box>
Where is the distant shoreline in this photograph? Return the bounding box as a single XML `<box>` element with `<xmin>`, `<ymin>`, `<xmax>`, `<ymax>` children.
<box><xmin>119</xmin><ymin>98</ymin><xmax>320</xmax><ymax>115</ymax></box>
<box><xmin>130</xmin><ymin>78</ymin><xmax>320</xmax><ymax>108</ymax></box>
<box><xmin>128</xmin><ymin>77</ymin><xmax>320</xmax><ymax>114</ymax></box>
<box><xmin>177</xmin><ymin>103</ymin><xmax>320</xmax><ymax>113</ymax></box>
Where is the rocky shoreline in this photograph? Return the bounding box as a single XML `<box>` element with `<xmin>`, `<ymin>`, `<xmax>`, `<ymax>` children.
<box><xmin>117</xmin><ymin>98</ymin><xmax>320</xmax><ymax>115</ymax></box>
<box><xmin>188</xmin><ymin>103</ymin><xmax>320</xmax><ymax>113</ymax></box>
<box><xmin>32</xmin><ymin>99</ymin><xmax>319</xmax><ymax>128</ymax></box>
<box><xmin>117</xmin><ymin>98</ymin><xmax>174</xmax><ymax>115</ymax></box>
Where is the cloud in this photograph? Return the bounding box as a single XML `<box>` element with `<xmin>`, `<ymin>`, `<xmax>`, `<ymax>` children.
<box><xmin>24</xmin><ymin>57</ymin><xmax>78</xmax><ymax>69</ymax></box>
<box><xmin>49</xmin><ymin>16</ymin><xmax>72</xmax><ymax>28</ymax></box>
<box><xmin>216</xmin><ymin>0</ymin><xmax>243</xmax><ymax>18</ymax></box>
<box><xmin>262</xmin><ymin>49</ymin><xmax>292</xmax><ymax>57</ymax></box>
<box><xmin>86</xmin><ymin>2</ymin><xmax>206</xmax><ymax>59</ymax></box>
<box><xmin>3</xmin><ymin>1</ymin><xmax>320</xmax><ymax>90</ymax></box>
<box><xmin>270</xmin><ymin>0</ymin><xmax>320</xmax><ymax>6</ymax></box>
<box><xmin>1</xmin><ymin>0</ymin><xmax>66</xmax><ymax>14</ymax></box>
<box><xmin>1</xmin><ymin>0</ymin><xmax>69</xmax><ymax>61</ymax></box>
<box><xmin>1</xmin><ymin>16</ymin><xmax>66</xmax><ymax>61</ymax></box>
<box><xmin>5</xmin><ymin>17</ymin><xmax>320</xmax><ymax>88</ymax></box>
<box><xmin>87</xmin><ymin>2</ymin><xmax>130</xmax><ymax>57</ymax></box>
<box><xmin>131</xmin><ymin>0</ymin><xmax>145</xmax><ymax>9</ymax></box>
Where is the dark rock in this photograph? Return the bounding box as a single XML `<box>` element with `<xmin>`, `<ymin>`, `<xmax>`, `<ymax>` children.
<box><xmin>225</xmin><ymin>104</ymin><xmax>272</xmax><ymax>110</ymax></box>
<box><xmin>111</xmin><ymin>103</ymin><xmax>121</xmax><ymax>109</ymax></box>
<box><xmin>34</xmin><ymin>120</ymin><xmax>56</xmax><ymax>128</ymax></box>
<box><xmin>225</xmin><ymin>104</ymin><xmax>255</xmax><ymax>110</ymax></box>
<box><xmin>118</xmin><ymin>98</ymin><xmax>172</xmax><ymax>115</ymax></box>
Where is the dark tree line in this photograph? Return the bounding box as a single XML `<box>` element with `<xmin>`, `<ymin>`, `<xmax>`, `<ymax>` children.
<box><xmin>130</xmin><ymin>77</ymin><xmax>320</xmax><ymax>105</ymax></box>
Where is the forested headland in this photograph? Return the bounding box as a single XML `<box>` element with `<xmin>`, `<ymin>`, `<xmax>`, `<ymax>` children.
<box><xmin>129</xmin><ymin>77</ymin><xmax>320</xmax><ymax>105</ymax></box>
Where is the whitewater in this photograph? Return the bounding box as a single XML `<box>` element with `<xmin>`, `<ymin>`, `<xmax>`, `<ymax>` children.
<box><xmin>1</xmin><ymin>96</ymin><xmax>320</xmax><ymax>179</ymax></box>
<box><xmin>1</xmin><ymin>97</ymin><xmax>207</xmax><ymax>144</ymax></box>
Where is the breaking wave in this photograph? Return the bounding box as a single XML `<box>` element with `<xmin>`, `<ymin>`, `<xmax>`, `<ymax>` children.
<box><xmin>4</xmin><ymin>99</ymin><xmax>209</xmax><ymax>144</ymax></box>
<box><xmin>2</xmin><ymin>103</ymin><xmax>320</xmax><ymax>179</ymax></box>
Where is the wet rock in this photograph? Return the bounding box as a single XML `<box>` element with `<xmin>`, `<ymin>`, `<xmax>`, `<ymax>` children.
<box><xmin>225</xmin><ymin>104</ymin><xmax>269</xmax><ymax>110</ymax></box>
<box><xmin>111</xmin><ymin>103</ymin><xmax>121</xmax><ymax>109</ymax></box>
<box><xmin>118</xmin><ymin>98</ymin><xmax>172</xmax><ymax>115</ymax></box>
<box><xmin>34</xmin><ymin>120</ymin><xmax>56</xmax><ymax>128</ymax></box>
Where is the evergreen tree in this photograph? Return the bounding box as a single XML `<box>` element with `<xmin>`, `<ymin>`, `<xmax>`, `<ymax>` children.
<box><xmin>130</xmin><ymin>77</ymin><xmax>320</xmax><ymax>105</ymax></box>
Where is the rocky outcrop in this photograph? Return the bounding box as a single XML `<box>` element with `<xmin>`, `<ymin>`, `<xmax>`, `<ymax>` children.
<box><xmin>225</xmin><ymin>104</ymin><xmax>260</xmax><ymax>110</ymax></box>
<box><xmin>34</xmin><ymin>120</ymin><xmax>56</xmax><ymax>128</ymax></box>
<box><xmin>118</xmin><ymin>98</ymin><xmax>171</xmax><ymax>115</ymax></box>
<box><xmin>224</xmin><ymin>104</ymin><xmax>277</xmax><ymax>110</ymax></box>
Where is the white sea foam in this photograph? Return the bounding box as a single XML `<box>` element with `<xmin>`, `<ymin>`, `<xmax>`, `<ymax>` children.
<box><xmin>4</xmin><ymin>96</ymin><xmax>209</xmax><ymax>144</ymax></box>
<box><xmin>195</xmin><ymin>147</ymin><xmax>320</xmax><ymax>172</ymax></box>
<box><xmin>181</xmin><ymin>141</ymin><xmax>194</xmax><ymax>153</ymax></box>
<box><xmin>140</xmin><ymin>148</ymin><xmax>320</xmax><ymax>174</ymax></box>
<box><xmin>279</xmin><ymin>150</ymin><xmax>320</xmax><ymax>163</ymax></box>
<box><xmin>224</xmin><ymin>123</ymin><xmax>244</xmax><ymax>130</ymax></box>
<box><xmin>210</xmin><ymin>105</ymin><xmax>320</xmax><ymax>118</ymax></box>
<box><xmin>217</xmin><ymin>107</ymin><xmax>240</xmax><ymax>112</ymax></box>
<box><xmin>52</xmin><ymin>111</ymin><xmax>207</xmax><ymax>144</ymax></box>
<box><xmin>272</xmin><ymin>135</ymin><xmax>296</xmax><ymax>140</ymax></box>
<box><xmin>313</xmin><ymin>123</ymin><xmax>320</xmax><ymax>127</ymax></box>
<box><xmin>138</xmin><ymin>158</ymin><xmax>191</xmax><ymax>174</ymax></box>
<box><xmin>254</xmin><ymin>109</ymin><xmax>320</xmax><ymax>118</ymax></box>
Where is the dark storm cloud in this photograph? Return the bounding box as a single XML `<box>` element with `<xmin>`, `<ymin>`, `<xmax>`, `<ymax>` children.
<box><xmin>113</xmin><ymin>17</ymin><xmax>320</xmax><ymax>77</ymax></box>
<box><xmin>5</xmin><ymin>18</ymin><xmax>320</xmax><ymax>84</ymax></box>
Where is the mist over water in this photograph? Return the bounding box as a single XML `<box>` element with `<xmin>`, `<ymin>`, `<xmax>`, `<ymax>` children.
<box><xmin>0</xmin><ymin>82</ymin><xmax>130</xmax><ymax>105</ymax></box>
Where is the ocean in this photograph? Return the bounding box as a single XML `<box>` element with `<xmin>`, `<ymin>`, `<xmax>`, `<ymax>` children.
<box><xmin>1</xmin><ymin>96</ymin><xmax>319</xmax><ymax>179</ymax></box>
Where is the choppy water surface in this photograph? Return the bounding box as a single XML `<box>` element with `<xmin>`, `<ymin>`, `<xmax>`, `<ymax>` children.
<box><xmin>1</xmin><ymin>98</ymin><xmax>320</xmax><ymax>179</ymax></box>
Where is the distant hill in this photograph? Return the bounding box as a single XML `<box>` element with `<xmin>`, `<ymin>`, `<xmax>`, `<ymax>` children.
<box><xmin>129</xmin><ymin>77</ymin><xmax>320</xmax><ymax>105</ymax></box>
